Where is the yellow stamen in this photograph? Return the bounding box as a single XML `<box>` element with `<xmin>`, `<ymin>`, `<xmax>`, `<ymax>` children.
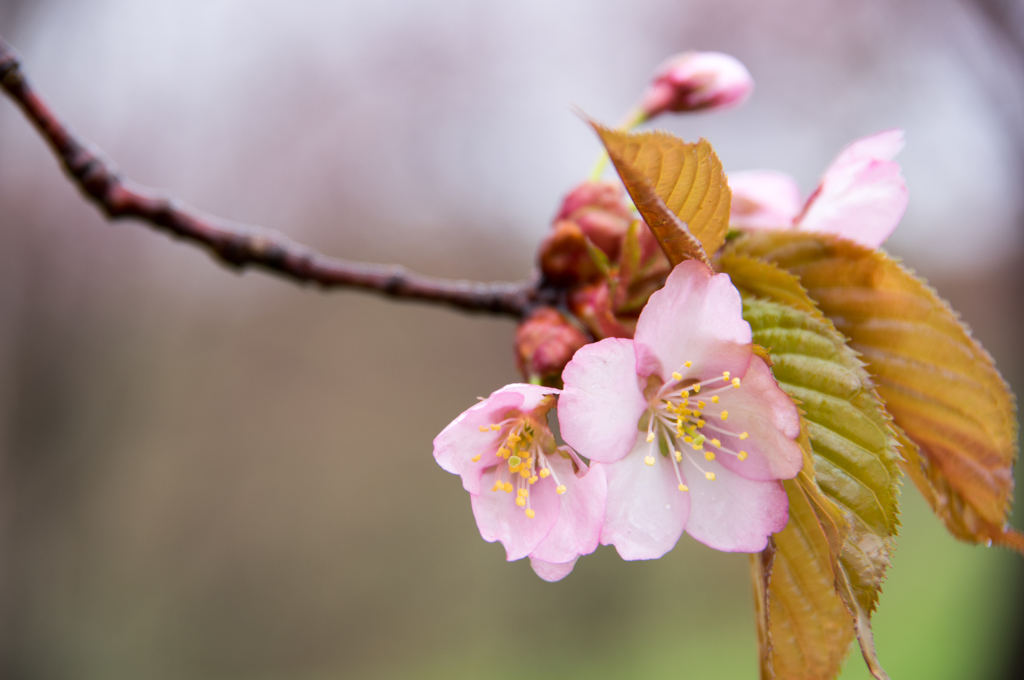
<box><xmin>646</xmin><ymin>432</ymin><xmax>655</xmax><ymax>443</ymax></box>
<box><xmin>490</xmin><ymin>423</ymin><xmax>501</xmax><ymax>431</ymax></box>
<box><xmin>496</xmin><ymin>447</ymin><xmax>508</xmax><ymax>458</ymax></box>
<box><xmin>525</xmin><ymin>509</ymin><xmax>536</xmax><ymax>519</ymax></box>
<box><xmin>518</xmin><ymin>489</ymin><xmax>528</xmax><ymax>497</ymax></box>
<box><xmin>684</xmin><ymin>436</ymin><xmax>693</xmax><ymax>444</ymax></box>
<box><xmin>644</xmin><ymin>455</ymin><xmax>656</xmax><ymax>466</ymax></box>
<box><xmin>556</xmin><ymin>485</ymin><xmax>567</xmax><ymax>495</ymax></box>
<box><xmin>507</xmin><ymin>433</ymin><xmax>521</xmax><ymax>445</ymax></box>
<box><xmin>471</xmin><ymin>454</ymin><xmax>481</xmax><ymax>462</ymax></box>
<box><xmin>711</xmin><ymin>395</ymin><xmax>719</xmax><ymax>404</ymax></box>
<box><xmin>697</xmin><ymin>400</ymin><xmax>706</xmax><ymax>409</ymax></box>
<box><xmin>681</xmin><ymin>390</ymin><xmax>690</xmax><ymax>398</ymax></box>
<box><xmin>723</xmin><ymin>371</ymin><xmax>730</xmax><ymax>380</ymax></box>
<box><xmin>672</xmin><ymin>371</ymin><xmax>683</xmax><ymax>381</ymax></box>
<box><xmin>478</xmin><ymin>425</ymin><xmax>489</xmax><ymax>432</ymax></box>
<box><xmin>519</xmin><ymin>469</ymin><xmax>530</xmax><ymax>478</ymax></box>
<box><xmin>732</xmin><ymin>378</ymin><xmax>741</xmax><ymax>388</ymax></box>
<box><xmin>674</xmin><ymin>450</ymin><xmax>682</xmax><ymax>462</ymax></box>
<box><xmin>705</xmin><ymin>451</ymin><xmax>715</xmax><ymax>461</ymax></box>
<box><xmin>720</xmin><ymin>411</ymin><xmax>729</xmax><ymax>421</ymax></box>
<box><xmin>678</xmin><ymin>484</ymin><xmax>689</xmax><ymax>491</ymax></box>
<box><xmin>516</xmin><ymin>496</ymin><xmax>526</xmax><ymax>507</ymax></box>
<box><xmin>697</xmin><ymin>419</ymin><xmax>705</xmax><ymax>428</ymax></box>
<box><xmin>539</xmin><ymin>469</ymin><xmax>550</xmax><ymax>478</ymax></box>
<box><xmin>693</xmin><ymin>384</ymin><xmax>701</xmax><ymax>393</ymax></box>
<box><xmin>503</xmin><ymin>482</ymin><xmax>513</xmax><ymax>493</ymax></box>
<box><xmin>529</xmin><ymin>476</ymin><xmax>538</xmax><ymax>484</ymax></box>
<box><xmin>684</xmin><ymin>361</ymin><xmax>692</xmax><ymax>367</ymax></box>
<box><xmin>705</xmin><ymin>471</ymin><xmax>716</xmax><ymax>481</ymax></box>
<box><xmin>711</xmin><ymin>439</ymin><xmax>721</xmax><ymax>448</ymax></box>
<box><xmin>738</xmin><ymin>451</ymin><xmax>748</xmax><ymax>461</ymax></box>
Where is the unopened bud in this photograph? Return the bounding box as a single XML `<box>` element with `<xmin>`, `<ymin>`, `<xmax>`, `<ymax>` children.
<box><xmin>539</xmin><ymin>181</ymin><xmax>635</xmax><ymax>284</ymax></box>
<box><xmin>569</xmin><ymin>282</ymin><xmax>635</xmax><ymax>341</ymax></box>
<box><xmin>515</xmin><ymin>308</ymin><xmax>589</xmax><ymax>386</ymax></box>
<box><xmin>640</xmin><ymin>51</ymin><xmax>753</xmax><ymax>118</ymax></box>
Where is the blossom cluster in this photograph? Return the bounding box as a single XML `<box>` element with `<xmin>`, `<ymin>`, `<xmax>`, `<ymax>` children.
<box><xmin>433</xmin><ymin>51</ymin><xmax>908</xmax><ymax>581</ymax></box>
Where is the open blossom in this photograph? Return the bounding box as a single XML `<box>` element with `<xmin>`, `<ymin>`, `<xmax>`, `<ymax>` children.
<box><xmin>433</xmin><ymin>384</ymin><xmax>606</xmax><ymax>581</ymax></box>
<box><xmin>558</xmin><ymin>261</ymin><xmax>802</xmax><ymax>560</ymax></box>
<box><xmin>639</xmin><ymin>51</ymin><xmax>753</xmax><ymax>117</ymax></box>
<box><xmin>729</xmin><ymin>129</ymin><xmax>908</xmax><ymax>248</ymax></box>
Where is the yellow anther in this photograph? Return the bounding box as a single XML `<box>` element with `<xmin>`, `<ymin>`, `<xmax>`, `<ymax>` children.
<box><xmin>471</xmin><ymin>454</ymin><xmax>481</xmax><ymax>462</ymax></box>
<box><xmin>711</xmin><ymin>395</ymin><xmax>719</xmax><ymax>403</ymax></box>
<box><xmin>697</xmin><ymin>419</ymin><xmax>705</xmax><ymax>428</ymax></box>
<box><xmin>646</xmin><ymin>432</ymin><xmax>655</xmax><ymax>443</ymax></box>
<box><xmin>503</xmin><ymin>482</ymin><xmax>513</xmax><ymax>493</ymax></box>
<box><xmin>529</xmin><ymin>476</ymin><xmax>538</xmax><ymax>484</ymax></box>
<box><xmin>739</xmin><ymin>432</ymin><xmax>749</xmax><ymax>440</ymax></box>
<box><xmin>697</xmin><ymin>400</ymin><xmax>706</xmax><ymax>409</ymax></box>
<box><xmin>556</xmin><ymin>485</ymin><xmax>567</xmax><ymax>495</ymax></box>
<box><xmin>516</xmin><ymin>496</ymin><xmax>526</xmax><ymax>507</ymax></box>
<box><xmin>503</xmin><ymin>450</ymin><xmax>511</xmax><ymax>459</ymax></box>
<box><xmin>525</xmin><ymin>509</ymin><xmax>536</xmax><ymax>519</ymax></box>
<box><xmin>519</xmin><ymin>469</ymin><xmax>530</xmax><ymax>478</ymax></box>
<box><xmin>711</xmin><ymin>439</ymin><xmax>721</xmax><ymax>448</ymax></box>
<box><xmin>644</xmin><ymin>455</ymin><xmax>656</xmax><ymax>466</ymax></box>
<box><xmin>674</xmin><ymin>450</ymin><xmax>682</xmax><ymax>462</ymax></box>
<box><xmin>684</xmin><ymin>436</ymin><xmax>693</xmax><ymax>444</ymax></box>
<box><xmin>720</xmin><ymin>411</ymin><xmax>729</xmax><ymax>421</ymax></box>
<box><xmin>684</xmin><ymin>361</ymin><xmax>692</xmax><ymax>368</ymax></box>
<box><xmin>507</xmin><ymin>433</ymin><xmax>521</xmax><ymax>445</ymax></box>
<box><xmin>738</xmin><ymin>451</ymin><xmax>748</xmax><ymax>461</ymax></box>
<box><xmin>539</xmin><ymin>469</ymin><xmax>550</xmax><ymax>478</ymax></box>
<box><xmin>681</xmin><ymin>390</ymin><xmax>690</xmax><ymax>398</ymax></box>
<box><xmin>705</xmin><ymin>451</ymin><xmax>716</xmax><ymax>461</ymax></box>
<box><xmin>678</xmin><ymin>484</ymin><xmax>689</xmax><ymax>492</ymax></box>
<box><xmin>490</xmin><ymin>423</ymin><xmax>501</xmax><ymax>431</ymax></box>
<box><xmin>497</xmin><ymin>447</ymin><xmax>508</xmax><ymax>458</ymax></box>
<box><xmin>723</xmin><ymin>371</ymin><xmax>730</xmax><ymax>380</ymax></box>
<box><xmin>732</xmin><ymin>378</ymin><xmax>741</xmax><ymax>388</ymax></box>
<box><xmin>672</xmin><ymin>372</ymin><xmax>683</xmax><ymax>381</ymax></box>
<box><xmin>705</xmin><ymin>471</ymin><xmax>716</xmax><ymax>481</ymax></box>
<box><xmin>518</xmin><ymin>488</ymin><xmax>528</xmax><ymax>497</ymax></box>
<box><xmin>478</xmin><ymin>425</ymin><xmax>489</xmax><ymax>432</ymax></box>
<box><xmin>693</xmin><ymin>384</ymin><xmax>701</xmax><ymax>393</ymax></box>
<box><xmin>492</xmin><ymin>483</ymin><xmax>501</xmax><ymax>492</ymax></box>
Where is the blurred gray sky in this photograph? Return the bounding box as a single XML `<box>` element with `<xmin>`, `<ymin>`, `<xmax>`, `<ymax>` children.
<box><xmin>1</xmin><ymin>1</ymin><xmax>1023</xmax><ymax>679</ymax></box>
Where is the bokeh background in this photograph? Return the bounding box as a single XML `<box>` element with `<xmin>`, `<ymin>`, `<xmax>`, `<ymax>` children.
<box><xmin>1</xmin><ymin>1</ymin><xmax>1023</xmax><ymax>678</ymax></box>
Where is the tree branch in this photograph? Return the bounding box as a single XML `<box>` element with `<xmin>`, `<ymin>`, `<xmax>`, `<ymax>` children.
<box><xmin>0</xmin><ymin>35</ymin><xmax>538</xmax><ymax>317</ymax></box>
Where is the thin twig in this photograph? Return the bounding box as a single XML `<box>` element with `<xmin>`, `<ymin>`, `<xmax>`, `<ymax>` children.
<box><xmin>0</xmin><ymin>35</ymin><xmax>538</xmax><ymax>317</ymax></box>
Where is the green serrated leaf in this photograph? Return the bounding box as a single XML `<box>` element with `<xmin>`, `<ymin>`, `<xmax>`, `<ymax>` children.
<box><xmin>722</xmin><ymin>253</ymin><xmax>902</xmax><ymax>680</ymax></box>
<box><xmin>728</xmin><ymin>230</ymin><xmax>1023</xmax><ymax>554</ymax></box>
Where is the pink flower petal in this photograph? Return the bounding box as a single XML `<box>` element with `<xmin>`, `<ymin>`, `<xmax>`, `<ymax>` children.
<box><xmin>683</xmin><ymin>461</ymin><xmax>789</xmax><ymax>552</ymax></box>
<box><xmin>797</xmin><ymin>130</ymin><xmax>908</xmax><ymax>248</ymax></box>
<box><xmin>433</xmin><ymin>384</ymin><xmax>558</xmax><ymax>494</ymax></box>
<box><xmin>711</xmin><ymin>358</ymin><xmax>803</xmax><ymax>482</ymax></box>
<box><xmin>530</xmin><ymin>455</ymin><xmax>607</xmax><ymax>565</ymax></box>
<box><xmin>559</xmin><ymin>338</ymin><xmax>648</xmax><ymax>464</ymax></box>
<box><xmin>633</xmin><ymin>261</ymin><xmax>752</xmax><ymax>382</ymax></box>
<box><xmin>471</xmin><ymin>467</ymin><xmax>561</xmax><ymax>561</ymax></box>
<box><xmin>728</xmin><ymin>170</ymin><xmax>803</xmax><ymax>229</ymax></box>
<box><xmin>530</xmin><ymin>557</ymin><xmax>579</xmax><ymax>582</ymax></box>
<box><xmin>598</xmin><ymin>433</ymin><xmax>690</xmax><ymax>560</ymax></box>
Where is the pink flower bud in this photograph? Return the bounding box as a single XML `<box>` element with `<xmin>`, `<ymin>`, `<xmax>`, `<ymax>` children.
<box><xmin>640</xmin><ymin>51</ymin><xmax>753</xmax><ymax>117</ymax></box>
<box><xmin>515</xmin><ymin>308</ymin><xmax>589</xmax><ymax>386</ymax></box>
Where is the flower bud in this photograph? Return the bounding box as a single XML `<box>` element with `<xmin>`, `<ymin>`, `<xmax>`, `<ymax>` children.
<box><xmin>569</xmin><ymin>282</ymin><xmax>635</xmax><ymax>341</ymax></box>
<box><xmin>539</xmin><ymin>181</ymin><xmax>635</xmax><ymax>285</ymax></box>
<box><xmin>515</xmin><ymin>307</ymin><xmax>589</xmax><ymax>386</ymax></box>
<box><xmin>640</xmin><ymin>51</ymin><xmax>753</xmax><ymax>117</ymax></box>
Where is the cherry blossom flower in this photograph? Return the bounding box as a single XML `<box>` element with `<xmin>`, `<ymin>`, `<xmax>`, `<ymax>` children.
<box><xmin>433</xmin><ymin>384</ymin><xmax>607</xmax><ymax>581</ymax></box>
<box><xmin>557</xmin><ymin>261</ymin><xmax>803</xmax><ymax>560</ymax></box>
<box><xmin>640</xmin><ymin>51</ymin><xmax>754</xmax><ymax>117</ymax></box>
<box><xmin>729</xmin><ymin>129</ymin><xmax>908</xmax><ymax>248</ymax></box>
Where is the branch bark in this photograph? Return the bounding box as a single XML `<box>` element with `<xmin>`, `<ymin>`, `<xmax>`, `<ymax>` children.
<box><xmin>0</xmin><ymin>35</ymin><xmax>538</xmax><ymax>317</ymax></box>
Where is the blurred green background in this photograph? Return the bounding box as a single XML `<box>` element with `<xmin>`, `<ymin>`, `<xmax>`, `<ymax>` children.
<box><xmin>1</xmin><ymin>1</ymin><xmax>1022</xmax><ymax>678</ymax></box>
